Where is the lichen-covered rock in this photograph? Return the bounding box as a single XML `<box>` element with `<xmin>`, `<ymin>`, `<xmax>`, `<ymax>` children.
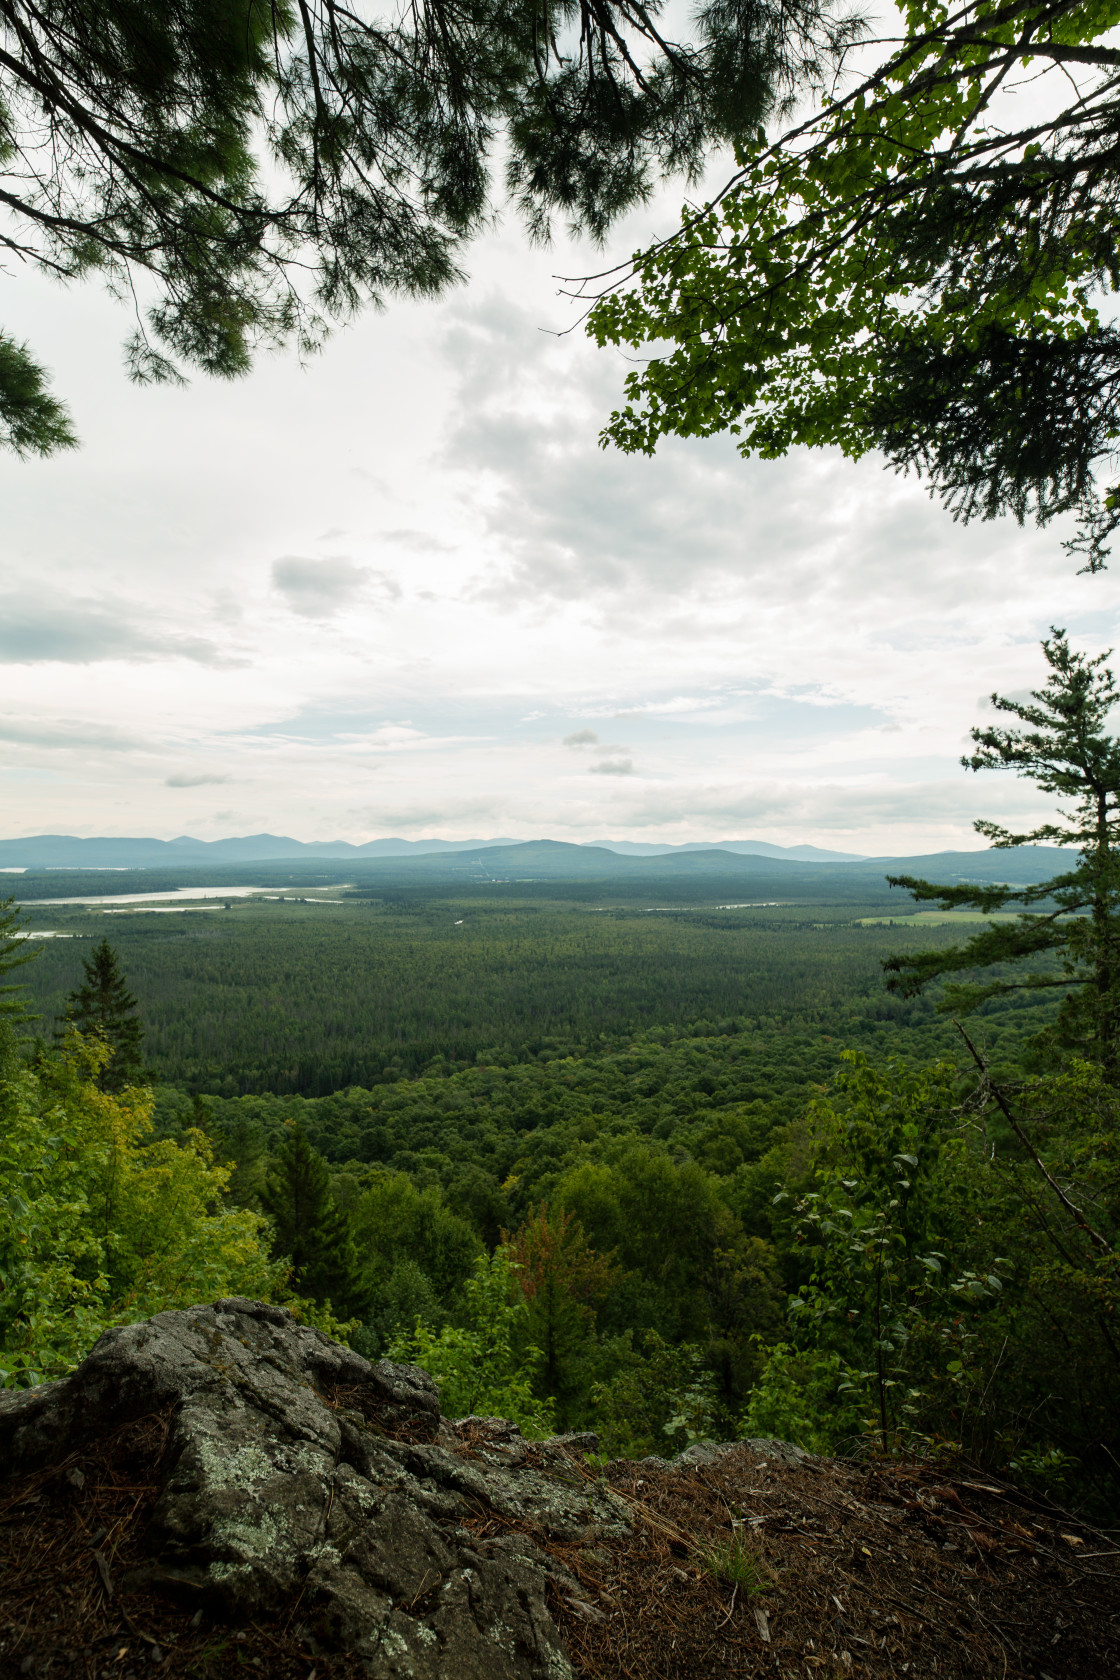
<box><xmin>0</xmin><ymin>1298</ymin><xmax>629</xmax><ymax>1679</ymax></box>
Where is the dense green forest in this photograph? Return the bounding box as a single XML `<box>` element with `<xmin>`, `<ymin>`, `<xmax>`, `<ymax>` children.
<box><xmin>18</xmin><ymin>887</ymin><xmax>1049</xmax><ymax>1094</ymax></box>
<box><xmin>4</xmin><ymin>819</ymin><xmax>1117</xmax><ymax>1520</ymax></box>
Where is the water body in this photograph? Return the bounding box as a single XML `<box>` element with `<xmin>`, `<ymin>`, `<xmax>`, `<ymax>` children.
<box><xmin>19</xmin><ymin>885</ymin><xmax>273</xmax><ymax>907</ymax></box>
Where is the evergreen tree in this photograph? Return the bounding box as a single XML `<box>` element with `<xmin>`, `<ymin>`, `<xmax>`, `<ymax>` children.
<box><xmin>0</xmin><ymin>0</ymin><xmax>858</xmax><ymax>454</ymax></box>
<box><xmin>65</xmin><ymin>939</ymin><xmax>144</xmax><ymax>1091</ymax></box>
<box><xmin>0</xmin><ymin>895</ymin><xmax>36</xmax><ymax>1031</ymax></box>
<box><xmin>259</xmin><ymin>1123</ymin><xmax>363</xmax><ymax>1315</ymax></box>
<box><xmin>505</xmin><ymin>1205</ymin><xmax>616</xmax><ymax>1420</ymax></box>
<box><xmin>884</xmin><ymin>631</ymin><xmax>1120</xmax><ymax>1077</ymax></box>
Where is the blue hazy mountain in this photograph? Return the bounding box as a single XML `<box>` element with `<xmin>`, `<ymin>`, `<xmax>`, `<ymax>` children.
<box><xmin>0</xmin><ymin>832</ymin><xmax>856</xmax><ymax>868</ymax></box>
<box><xmin>0</xmin><ymin>831</ymin><xmax>1065</xmax><ymax>885</ymax></box>
<box><xmin>0</xmin><ymin>833</ymin><xmax>522</xmax><ymax>868</ymax></box>
<box><xmin>585</xmin><ymin>839</ymin><xmax>866</xmax><ymax>862</ymax></box>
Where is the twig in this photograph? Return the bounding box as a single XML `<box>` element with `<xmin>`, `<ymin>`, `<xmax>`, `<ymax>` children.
<box><xmin>91</xmin><ymin>1550</ymin><xmax>113</xmax><ymax>1600</ymax></box>
<box><xmin>606</xmin><ymin>1486</ymin><xmax>695</xmax><ymax>1549</ymax></box>
<box><xmin>404</xmin><ymin>1570</ymin><xmax>433</xmax><ymax>1611</ymax></box>
<box><xmin>249</xmin><ymin>1620</ymin><xmax>294</xmax><ymax>1655</ymax></box>
<box><xmin>955</xmin><ymin>1023</ymin><xmax>1114</xmax><ymax>1254</ymax></box>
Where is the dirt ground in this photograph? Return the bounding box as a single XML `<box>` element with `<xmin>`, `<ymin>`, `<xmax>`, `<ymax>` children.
<box><xmin>2</xmin><ymin>1410</ymin><xmax>1117</xmax><ymax>1679</ymax></box>
<box><xmin>547</xmin><ymin>1445</ymin><xmax>1120</xmax><ymax>1679</ymax></box>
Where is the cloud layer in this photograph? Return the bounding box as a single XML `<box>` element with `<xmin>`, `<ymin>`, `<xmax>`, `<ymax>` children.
<box><xmin>0</xmin><ymin>595</ymin><xmax>226</xmax><ymax>665</ymax></box>
<box><xmin>0</xmin><ymin>191</ymin><xmax>1116</xmax><ymax>850</ymax></box>
<box><xmin>271</xmin><ymin>557</ymin><xmax>400</xmax><ymax>618</ymax></box>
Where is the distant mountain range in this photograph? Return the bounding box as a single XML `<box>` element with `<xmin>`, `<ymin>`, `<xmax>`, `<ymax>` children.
<box><xmin>0</xmin><ymin>831</ymin><xmax>1066</xmax><ymax>886</ymax></box>
<box><xmin>0</xmin><ymin>832</ymin><xmax>865</xmax><ymax>869</ymax></box>
<box><xmin>585</xmin><ymin>839</ymin><xmax>865</xmax><ymax>862</ymax></box>
<box><xmin>373</xmin><ymin>839</ymin><xmax>1064</xmax><ymax>885</ymax></box>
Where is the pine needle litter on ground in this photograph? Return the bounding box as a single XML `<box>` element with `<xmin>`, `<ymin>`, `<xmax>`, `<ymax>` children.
<box><xmin>546</xmin><ymin>1445</ymin><xmax>1120</xmax><ymax>1679</ymax></box>
<box><xmin>1</xmin><ymin>1414</ymin><xmax>1116</xmax><ymax>1679</ymax></box>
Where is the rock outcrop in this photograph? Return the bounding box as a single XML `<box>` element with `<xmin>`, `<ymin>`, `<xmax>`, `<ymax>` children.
<box><xmin>4</xmin><ymin>1298</ymin><xmax>1118</xmax><ymax>1680</ymax></box>
<box><xmin>0</xmin><ymin>1298</ymin><xmax>624</xmax><ymax>1679</ymax></box>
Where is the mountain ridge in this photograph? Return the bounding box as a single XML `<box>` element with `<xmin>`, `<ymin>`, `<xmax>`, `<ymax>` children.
<box><xmin>0</xmin><ymin>831</ymin><xmax>880</xmax><ymax>869</ymax></box>
<box><xmin>1</xmin><ymin>831</ymin><xmax>1068</xmax><ymax>887</ymax></box>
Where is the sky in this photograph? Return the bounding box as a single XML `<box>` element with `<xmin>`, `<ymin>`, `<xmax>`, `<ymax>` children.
<box><xmin>2</xmin><ymin>144</ymin><xmax>1118</xmax><ymax>855</ymax></box>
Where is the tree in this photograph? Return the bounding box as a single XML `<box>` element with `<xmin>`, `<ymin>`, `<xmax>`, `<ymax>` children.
<box><xmin>0</xmin><ymin>1032</ymin><xmax>283</xmax><ymax>1387</ymax></box>
<box><xmin>504</xmin><ymin>1204</ymin><xmax>616</xmax><ymax>1416</ymax></box>
<box><xmin>0</xmin><ymin>0</ymin><xmax>859</xmax><ymax>454</ymax></box>
<box><xmin>589</xmin><ymin>0</ymin><xmax>1120</xmax><ymax>568</ymax></box>
<box><xmin>765</xmin><ymin>1054</ymin><xmax>1004</xmax><ymax>1454</ymax></box>
<box><xmin>0</xmin><ymin>896</ymin><xmax>36</xmax><ymax>1029</ymax></box>
<box><xmin>388</xmin><ymin>1247</ymin><xmax>556</xmax><ymax>1436</ymax></box>
<box><xmin>259</xmin><ymin>1121</ymin><xmax>363</xmax><ymax>1313</ymax></box>
<box><xmin>883</xmin><ymin>631</ymin><xmax>1120</xmax><ymax>1077</ymax></box>
<box><xmin>350</xmin><ymin>1168</ymin><xmax>480</xmax><ymax>1305</ymax></box>
<box><xmin>748</xmin><ymin>1051</ymin><xmax>1120</xmax><ymax>1508</ymax></box>
<box><xmin>557</xmin><ymin>1140</ymin><xmax>729</xmax><ymax>1342</ymax></box>
<box><xmin>65</xmin><ymin>939</ymin><xmax>144</xmax><ymax>1091</ymax></box>
<box><xmin>589</xmin><ymin>1329</ymin><xmax>724</xmax><ymax>1456</ymax></box>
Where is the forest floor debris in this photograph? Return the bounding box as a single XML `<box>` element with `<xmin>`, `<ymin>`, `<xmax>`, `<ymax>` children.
<box><xmin>3</xmin><ymin>1405</ymin><xmax>1117</xmax><ymax>1678</ymax></box>
<box><xmin>548</xmin><ymin>1442</ymin><xmax>1120</xmax><ymax>1678</ymax></box>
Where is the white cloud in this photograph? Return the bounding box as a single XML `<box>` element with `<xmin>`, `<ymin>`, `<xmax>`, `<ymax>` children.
<box><xmin>380</xmin><ymin>528</ymin><xmax>453</xmax><ymax>554</ymax></box>
<box><xmin>0</xmin><ymin>716</ymin><xmax>149</xmax><ymax>751</ymax></box>
<box><xmin>615</xmin><ymin>697</ymin><xmax>725</xmax><ymax>717</ymax></box>
<box><xmin>0</xmin><ymin>188</ymin><xmax>1116</xmax><ymax>851</ymax></box>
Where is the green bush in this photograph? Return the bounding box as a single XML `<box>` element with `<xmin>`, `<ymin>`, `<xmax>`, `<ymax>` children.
<box><xmin>389</xmin><ymin>1249</ymin><xmax>556</xmax><ymax>1437</ymax></box>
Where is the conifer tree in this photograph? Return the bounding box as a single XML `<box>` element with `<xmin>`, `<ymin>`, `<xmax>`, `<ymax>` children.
<box><xmin>884</xmin><ymin>631</ymin><xmax>1120</xmax><ymax>1077</ymax></box>
<box><xmin>0</xmin><ymin>0</ymin><xmax>858</xmax><ymax>454</ymax></box>
<box><xmin>0</xmin><ymin>895</ymin><xmax>36</xmax><ymax>1031</ymax></box>
<box><xmin>65</xmin><ymin>939</ymin><xmax>144</xmax><ymax>1091</ymax></box>
<box><xmin>504</xmin><ymin>1206</ymin><xmax>615</xmax><ymax>1417</ymax></box>
<box><xmin>259</xmin><ymin>1123</ymin><xmax>363</xmax><ymax>1315</ymax></box>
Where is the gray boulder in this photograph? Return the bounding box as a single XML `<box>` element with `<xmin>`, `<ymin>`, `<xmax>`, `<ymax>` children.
<box><xmin>0</xmin><ymin>1298</ymin><xmax>629</xmax><ymax>1679</ymax></box>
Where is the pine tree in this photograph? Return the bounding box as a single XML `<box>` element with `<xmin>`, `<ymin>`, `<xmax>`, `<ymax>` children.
<box><xmin>0</xmin><ymin>895</ymin><xmax>36</xmax><ymax>1031</ymax></box>
<box><xmin>0</xmin><ymin>0</ymin><xmax>855</xmax><ymax>455</ymax></box>
<box><xmin>884</xmin><ymin>631</ymin><xmax>1120</xmax><ymax>1077</ymax></box>
<box><xmin>259</xmin><ymin>1123</ymin><xmax>363</xmax><ymax>1316</ymax></box>
<box><xmin>65</xmin><ymin>939</ymin><xmax>144</xmax><ymax>1091</ymax></box>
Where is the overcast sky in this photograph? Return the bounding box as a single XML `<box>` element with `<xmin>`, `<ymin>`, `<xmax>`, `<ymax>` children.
<box><xmin>2</xmin><ymin>168</ymin><xmax>1116</xmax><ymax>855</ymax></box>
